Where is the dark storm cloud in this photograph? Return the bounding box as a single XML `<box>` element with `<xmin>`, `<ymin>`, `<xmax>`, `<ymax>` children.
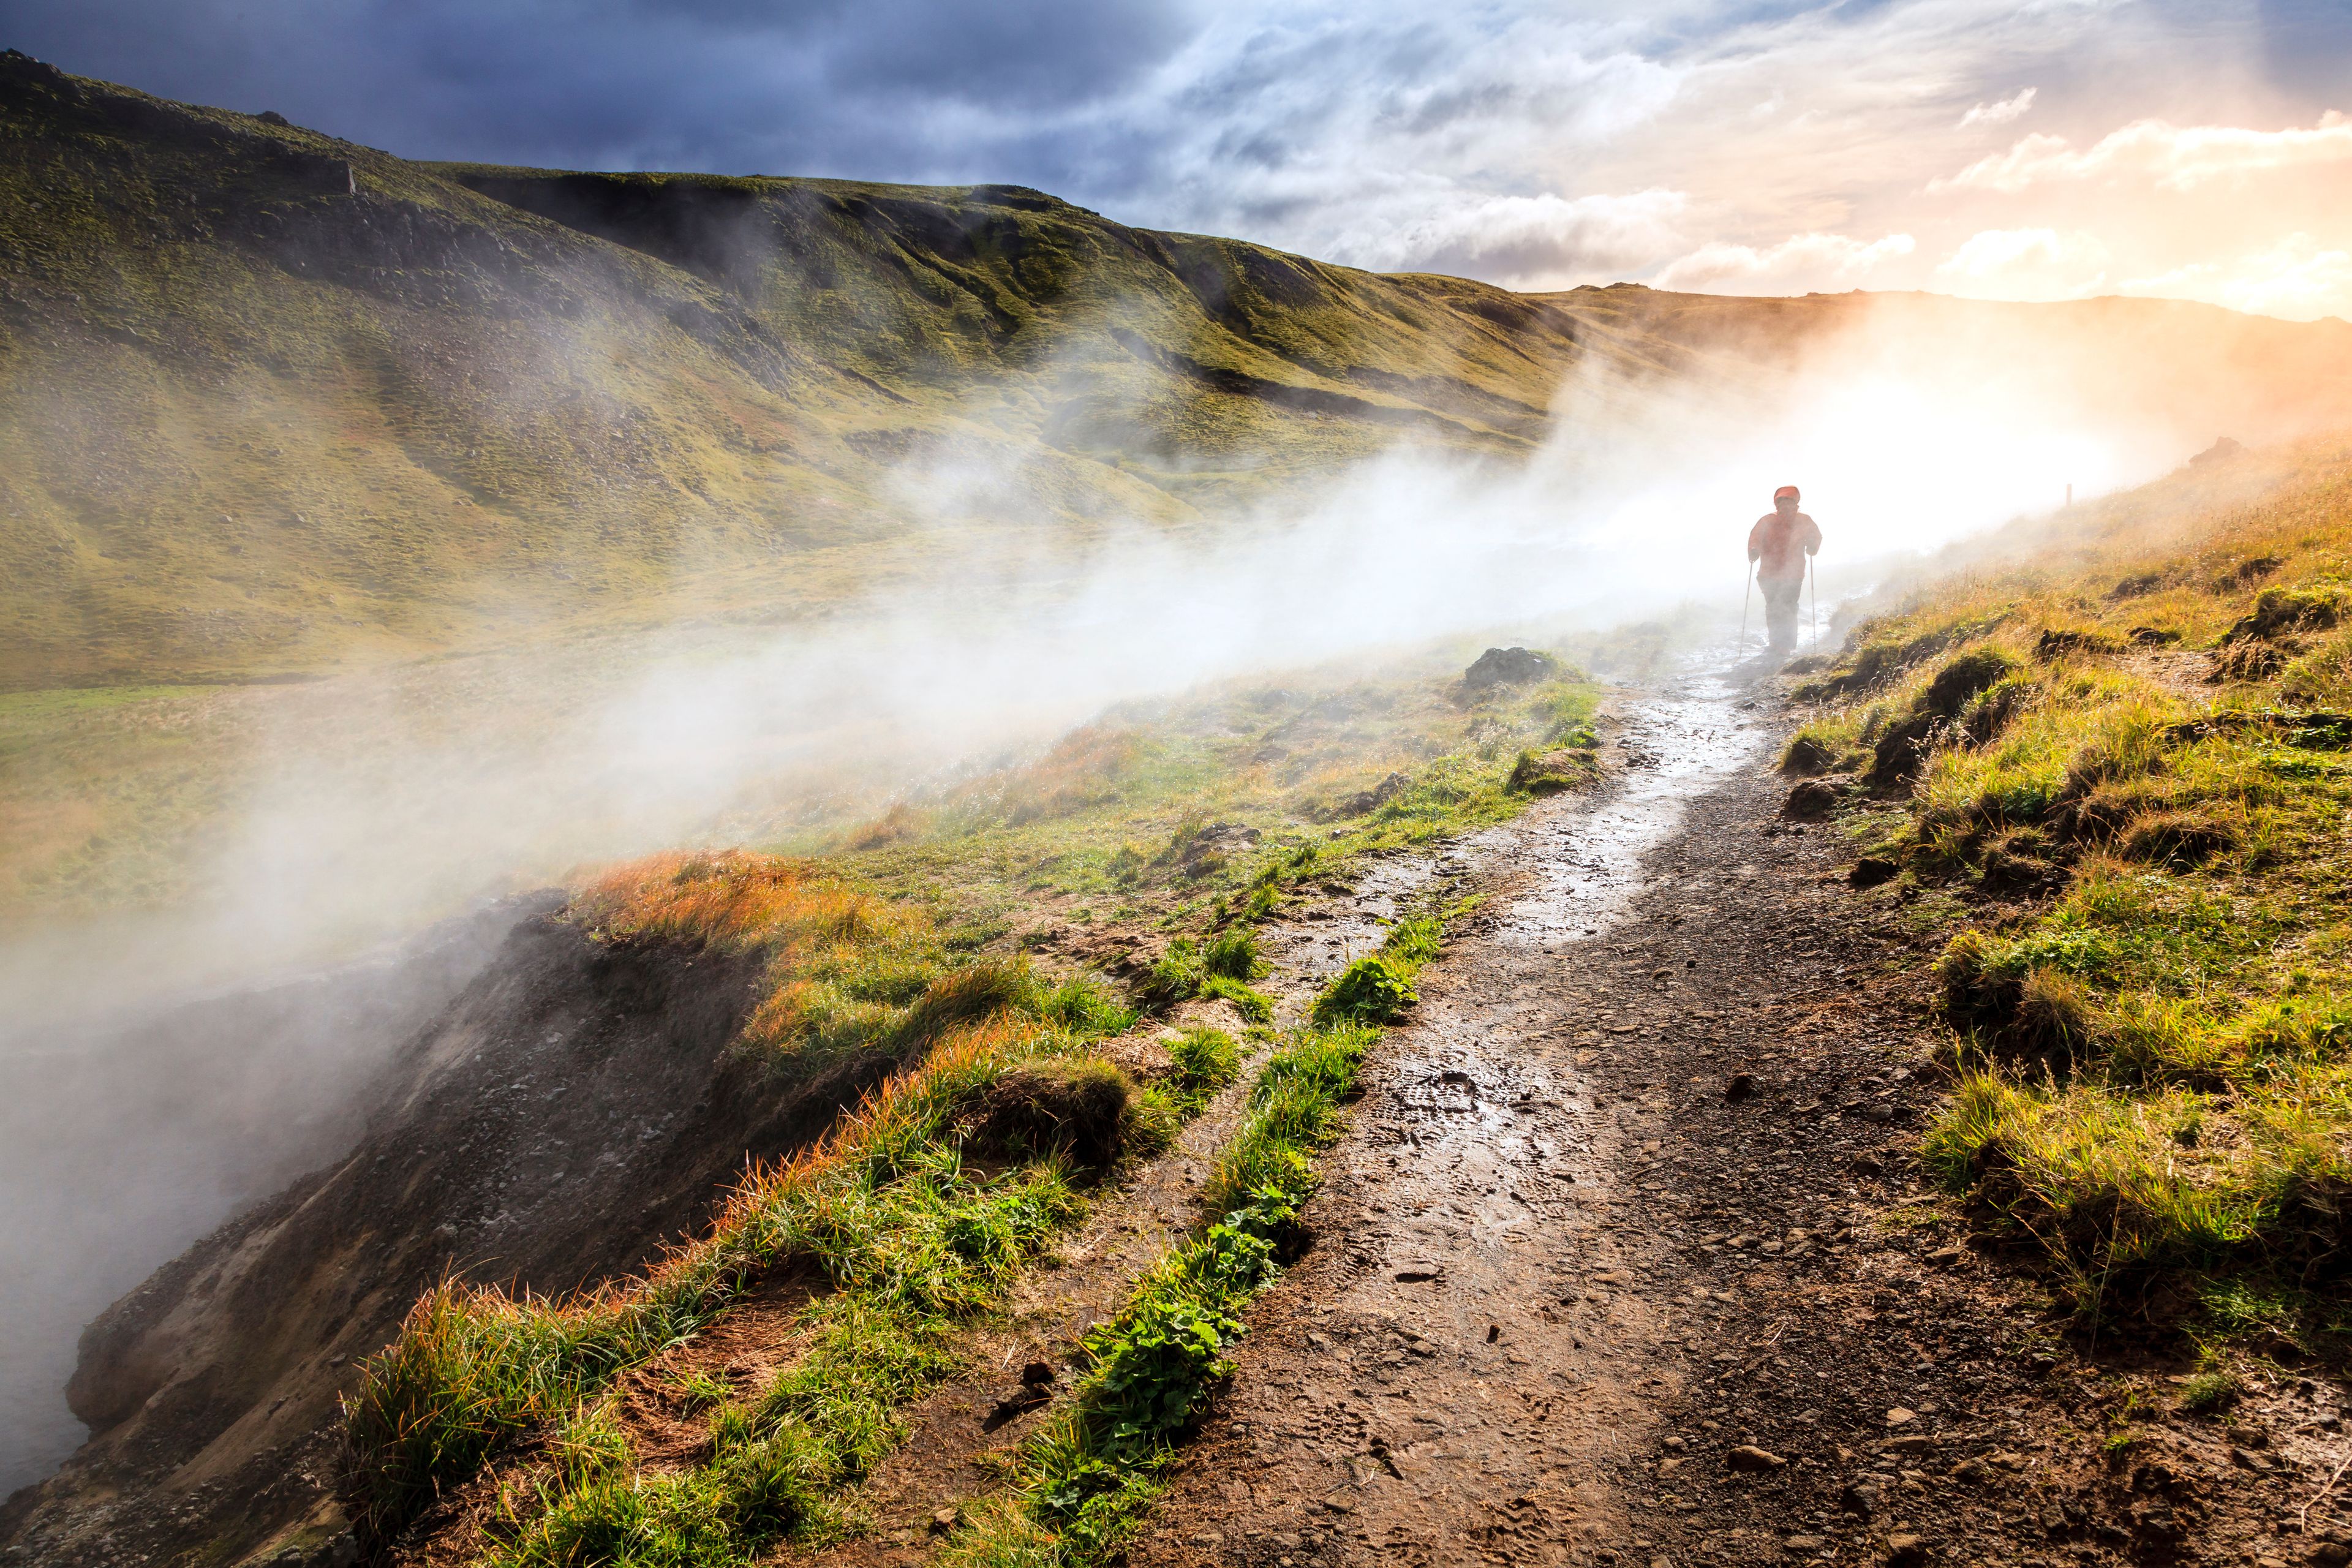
<box><xmin>4</xmin><ymin>0</ymin><xmax>2347</xmax><ymax>308</ymax></box>
<box><xmin>1</xmin><ymin>0</ymin><xmax>1202</xmax><ymax>179</ymax></box>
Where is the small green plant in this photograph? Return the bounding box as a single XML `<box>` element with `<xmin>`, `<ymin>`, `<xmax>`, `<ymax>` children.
<box><xmin>1199</xmin><ymin>974</ymin><xmax>1275</xmax><ymax>1023</ymax></box>
<box><xmin>1383</xmin><ymin>915</ymin><xmax>1442</xmax><ymax>967</ymax></box>
<box><xmin>1202</xmin><ymin>927</ymin><xmax>1270</xmax><ymax>982</ymax></box>
<box><xmin>1134</xmin><ymin>940</ymin><xmax>1205</xmax><ymax>1012</ymax></box>
<box><xmin>1312</xmin><ymin>954</ymin><xmax>1415</xmax><ymax>1025</ymax></box>
<box><xmin>1166</xmin><ymin>1027</ymin><xmax>1242</xmax><ymax>1111</ymax></box>
<box><xmin>2176</xmin><ymin>1368</ymin><xmax>2241</xmax><ymax>1414</ymax></box>
<box><xmin>1041</xmin><ymin>974</ymin><xmax>1138</xmax><ymax>1039</ymax></box>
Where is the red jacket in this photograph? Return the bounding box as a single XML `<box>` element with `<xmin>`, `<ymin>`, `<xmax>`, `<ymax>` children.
<box><xmin>1749</xmin><ymin>511</ymin><xmax>1821</xmax><ymax>582</ymax></box>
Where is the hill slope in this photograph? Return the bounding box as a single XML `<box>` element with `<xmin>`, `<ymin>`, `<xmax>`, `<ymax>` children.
<box><xmin>0</xmin><ymin>48</ymin><xmax>1604</xmax><ymax>688</ymax></box>
<box><xmin>10</xmin><ymin>48</ymin><xmax>2352</xmax><ymax>690</ymax></box>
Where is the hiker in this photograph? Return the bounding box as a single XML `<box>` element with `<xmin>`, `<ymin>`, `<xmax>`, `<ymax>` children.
<box><xmin>1747</xmin><ymin>484</ymin><xmax>1822</xmax><ymax>654</ymax></box>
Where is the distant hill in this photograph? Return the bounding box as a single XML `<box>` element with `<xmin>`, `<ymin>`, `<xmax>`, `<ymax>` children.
<box><xmin>4</xmin><ymin>47</ymin><xmax>2351</xmax><ymax>689</ymax></box>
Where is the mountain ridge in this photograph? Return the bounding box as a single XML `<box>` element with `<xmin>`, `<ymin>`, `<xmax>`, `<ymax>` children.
<box><xmin>10</xmin><ymin>47</ymin><xmax>2352</xmax><ymax>690</ymax></box>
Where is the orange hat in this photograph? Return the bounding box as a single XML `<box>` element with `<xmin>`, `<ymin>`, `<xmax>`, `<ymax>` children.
<box><xmin>1773</xmin><ymin>484</ymin><xmax>1800</xmax><ymax>500</ymax></box>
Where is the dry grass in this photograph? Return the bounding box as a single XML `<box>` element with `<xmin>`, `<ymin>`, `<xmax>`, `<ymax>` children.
<box><xmin>1797</xmin><ymin>436</ymin><xmax>2352</xmax><ymax>1328</ymax></box>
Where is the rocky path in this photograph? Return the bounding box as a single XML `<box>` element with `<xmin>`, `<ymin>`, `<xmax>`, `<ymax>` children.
<box><xmin>1118</xmin><ymin>667</ymin><xmax>2351</xmax><ymax>1568</ymax></box>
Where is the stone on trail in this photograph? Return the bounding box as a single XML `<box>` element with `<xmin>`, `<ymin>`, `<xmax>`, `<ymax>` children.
<box><xmin>1885</xmin><ymin>1534</ymin><xmax>1931</xmax><ymax>1566</ymax></box>
<box><xmin>1725</xmin><ymin>1444</ymin><xmax>1787</xmax><ymax>1472</ymax></box>
<box><xmin>1849</xmin><ymin>855</ymin><xmax>1899</xmax><ymax>889</ymax></box>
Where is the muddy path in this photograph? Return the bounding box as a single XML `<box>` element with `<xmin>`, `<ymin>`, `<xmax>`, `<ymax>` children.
<box><xmin>1115</xmin><ymin>665</ymin><xmax>2348</xmax><ymax>1568</ymax></box>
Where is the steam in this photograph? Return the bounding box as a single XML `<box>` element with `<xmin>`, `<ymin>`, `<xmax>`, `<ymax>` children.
<box><xmin>0</xmin><ymin>288</ymin><xmax>2325</xmax><ymax>1490</ymax></box>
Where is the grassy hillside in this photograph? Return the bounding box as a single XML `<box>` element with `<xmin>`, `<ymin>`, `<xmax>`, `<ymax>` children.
<box><xmin>10</xmin><ymin>48</ymin><xmax>2352</xmax><ymax>693</ymax></box>
<box><xmin>1782</xmin><ymin>435</ymin><xmax>2352</xmax><ymax>1341</ymax></box>
<box><xmin>0</xmin><ymin>49</ymin><xmax>1613</xmax><ymax>690</ymax></box>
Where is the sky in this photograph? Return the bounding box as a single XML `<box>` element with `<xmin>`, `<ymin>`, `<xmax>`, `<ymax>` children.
<box><xmin>6</xmin><ymin>0</ymin><xmax>2350</xmax><ymax>318</ymax></box>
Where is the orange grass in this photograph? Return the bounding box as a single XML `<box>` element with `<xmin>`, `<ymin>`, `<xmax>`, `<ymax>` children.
<box><xmin>578</xmin><ymin>849</ymin><xmax>901</xmax><ymax>953</ymax></box>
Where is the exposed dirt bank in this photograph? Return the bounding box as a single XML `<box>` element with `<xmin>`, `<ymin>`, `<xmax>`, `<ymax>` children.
<box><xmin>0</xmin><ymin>905</ymin><xmax>913</xmax><ymax>1567</ymax></box>
<box><xmin>0</xmin><ymin>897</ymin><xmax>535</xmax><ymax>1496</ymax></box>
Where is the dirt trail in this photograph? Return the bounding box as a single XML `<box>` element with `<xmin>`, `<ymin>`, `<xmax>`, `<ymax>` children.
<box><xmin>1116</xmin><ymin>665</ymin><xmax>2348</xmax><ymax>1567</ymax></box>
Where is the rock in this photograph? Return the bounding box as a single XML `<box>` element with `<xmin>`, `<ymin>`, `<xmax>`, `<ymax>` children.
<box><xmin>1948</xmin><ymin>1458</ymin><xmax>1991</xmax><ymax>1484</ymax></box>
<box><xmin>1839</xmin><ymin>1482</ymin><xmax>1879</xmax><ymax>1520</ymax></box>
<box><xmin>1510</xmin><ymin>748</ymin><xmax>1596</xmax><ymax>794</ymax></box>
<box><xmin>1885</xmin><ymin>1407</ymin><xmax>1917</xmax><ymax>1426</ymax></box>
<box><xmin>2188</xmin><ymin>435</ymin><xmax>2245</xmax><ymax>467</ymax></box>
<box><xmin>1465</xmin><ymin>646</ymin><xmax>1561</xmax><ymax>690</ymax></box>
<box><xmin>1782</xmin><ymin>777</ymin><xmax>1853</xmax><ymax>820</ymax></box>
<box><xmin>2307</xmin><ymin>1544</ymin><xmax>2351</xmax><ymax>1566</ymax></box>
<box><xmin>1334</xmin><ymin>771</ymin><xmax>1411</xmax><ymax>818</ymax></box>
<box><xmin>1781</xmin><ymin>734</ymin><xmax>1838</xmax><ymax>775</ymax></box>
<box><xmin>1726</xmin><ymin>1072</ymin><xmax>1757</xmax><ymax>1102</ymax></box>
<box><xmin>1886</xmin><ymin>1534</ymin><xmax>1929</xmax><ymax>1566</ymax></box>
<box><xmin>930</xmin><ymin>1506</ymin><xmax>960</xmax><ymax>1533</ymax></box>
<box><xmin>1727</xmin><ymin>1445</ymin><xmax>1788</xmax><ymax>1472</ymax></box>
<box><xmin>1785</xmin><ymin>1537</ymin><xmax>1827</xmax><ymax>1555</ymax></box>
<box><xmin>1850</xmin><ymin>855</ymin><xmax>1899</xmax><ymax>889</ymax></box>
<box><xmin>1178</xmin><ymin>822</ymin><xmax>1261</xmax><ymax>876</ymax></box>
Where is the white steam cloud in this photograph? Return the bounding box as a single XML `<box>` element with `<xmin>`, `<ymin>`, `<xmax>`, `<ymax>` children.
<box><xmin>0</xmin><ymin>296</ymin><xmax>2270</xmax><ymax>1486</ymax></box>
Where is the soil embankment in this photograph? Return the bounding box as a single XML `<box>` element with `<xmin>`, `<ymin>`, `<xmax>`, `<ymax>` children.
<box><xmin>0</xmin><ymin>903</ymin><xmax>903</xmax><ymax>1567</ymax></box>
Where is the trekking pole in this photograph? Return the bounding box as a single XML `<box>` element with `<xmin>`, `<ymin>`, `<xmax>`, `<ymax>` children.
<box><xmin>1740</xmin><ymin>565</ymin><xmax>1752</xmax><ymax>652</ymax></box>
<box><xmin>1808</xmin><ymin>554</ymin><xmax>1818</xmax><ymax>647</ymax></box>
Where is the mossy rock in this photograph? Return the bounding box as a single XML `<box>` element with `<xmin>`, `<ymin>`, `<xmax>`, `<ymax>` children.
<box><xmin>1508</xmin><ymin>747</ymin><xmax>1596</xmax><ymax>794</ymax></box>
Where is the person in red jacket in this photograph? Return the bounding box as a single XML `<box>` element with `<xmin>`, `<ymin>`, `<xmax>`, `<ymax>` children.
<box><xmin>1747</xmin><ymin>484</ymin><xmax>1822</xmax><ymax>653</ymax></box>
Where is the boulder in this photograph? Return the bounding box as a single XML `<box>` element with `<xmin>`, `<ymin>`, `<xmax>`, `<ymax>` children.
<box><xmin>1782</xmin><ymin>776</ymin><xmax>1853</xmax><ymax>820</ymax></box>
<box><xmin>1509</xmin><ymin>748</ymin><xmax>1595</xmax><ymax>794</ymax></box>
<box><xmin>1464</xmin><ymin>646</ymin><xmax>1559</xmax><ymax>690</ymax></box>
<box><xmin>1332</xmin><ymin>771</ymin><xmax>1410</xmax><ymax>818</ymax></box>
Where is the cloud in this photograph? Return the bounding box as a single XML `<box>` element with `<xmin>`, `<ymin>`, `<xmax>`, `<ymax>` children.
<box><xmin>1654</xmin><ymin>232</ymin><xmax>1915</xmax><ymax>293</ymax></box>
<box><xmin>1932</xmin><ymin>227</ymin><xmax>2110</xmax><ymax>300</ymax></box>
<box><xmin>5</xmin><ymin>0</ymin><xmax>2350</xmax><ymax>318</ymax></box>
<box><xmin>2121</xmin><ymin>235</ymin><xmax>2352</xmax><ymax>323</ymax></box>
<box><xmin>1957</xmin><ymin>86</ymin><xmax>2035</xmax><ymax>129</ymax></box>
<box><xmin>1335</xmin><ymin>189</ymin><xmax>1687</xmax><ymax>288</ymax></box>
<box><xmin>1935</xmin><ymin>111</ymin><xmax>2352</xmax><ymax>194</ymax></box>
